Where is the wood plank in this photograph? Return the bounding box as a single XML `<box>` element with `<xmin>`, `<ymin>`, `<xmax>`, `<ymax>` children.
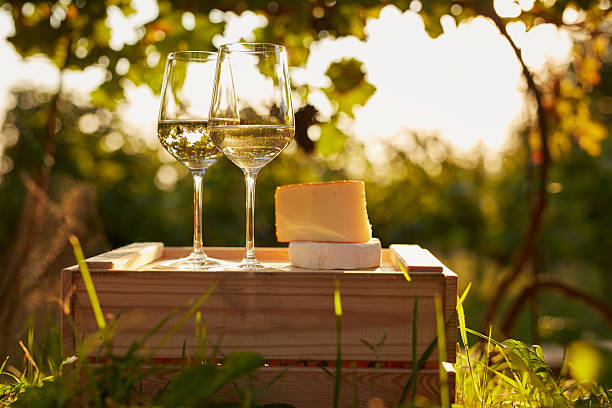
<box><xmin>443</xmin><ymin>268</ymin><xmax>458</xmax><ymax>364</ymax></box>
<box><xmin>71</xmin><ymin>242</ymin><xmax>165</xmax><ymax>270</ymax></box>
<box><xmin>69</xmin><ymin>269</ymin><xmax>447</xmax><ymax>362</ymax></box>
<box><xmin>137</xmin><ymin>365</ymin><xmax>455</xmax><ymax>406</ymax></box>
<box><xmin>390</xmin><ymin>245</ymin><xmax>445</xmax><ymax>273</ymax></box>
<box><xmin>61</xmin><ymin>268</ymin><xmax>76</xmax><ymax>356</ymax></box>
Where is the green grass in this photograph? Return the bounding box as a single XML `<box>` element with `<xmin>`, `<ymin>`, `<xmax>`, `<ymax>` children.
<box><xmin>0</xmin><ymin>238</ymin><xmax>610</xmax><ymax>407</ymax></box>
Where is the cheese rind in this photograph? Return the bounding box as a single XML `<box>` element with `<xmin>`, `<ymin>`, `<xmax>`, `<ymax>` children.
<box><xmin>289</xmin><ymin>239</ymin><xmax>382</xmax><ymax>270</ymax></box>
<box><xmin>275</xmin><ymin>181</ymin><xmax>372</xmax><ymax>243</ymax></box>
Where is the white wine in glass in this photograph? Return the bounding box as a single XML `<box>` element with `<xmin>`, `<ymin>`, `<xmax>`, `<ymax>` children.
<box><xmin>213</xmin><ymin>124</ymin><xmax>294</xmax><ymax>169</ymax></box>
<box><xmin>158</xmin><ymin>120</ymin><xmax>221</xmax><ymax>169</ymax></box>
<box><xmin>210</xmin><ymin>43</ymin><xmax>294</xmax><ymax>270</ymax></box>
<box><xmin>157</xmin><ymin>51</ymin><xmax>224</xmax><ymax>269</ymax></box>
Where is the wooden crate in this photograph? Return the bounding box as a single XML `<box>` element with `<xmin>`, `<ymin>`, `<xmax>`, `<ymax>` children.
<box><xmin>62</xmin><ymin>244</ymin><xmax>457</xmax><ymax>406</ymax></box>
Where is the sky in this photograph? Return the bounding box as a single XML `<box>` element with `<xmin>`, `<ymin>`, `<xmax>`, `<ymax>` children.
<box><xmin>0</xmin><ymin>1</ymin><xmax>574</xmax><ymax>178</ymax></box>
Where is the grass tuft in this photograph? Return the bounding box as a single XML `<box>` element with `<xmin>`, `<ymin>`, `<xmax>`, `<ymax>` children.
<box><xmin>2</xmin><ymin>240</ymin><xmax>610</xmax><ymax>407</ymax></box>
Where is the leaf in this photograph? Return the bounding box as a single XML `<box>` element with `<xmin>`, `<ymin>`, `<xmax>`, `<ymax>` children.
<box><xmin>324</xmin><ymin>58</ymin><xmax>376</xmax><ymax>119</ymax></box>
<box><xmin>418</xmin><ymin>2</ymin><xmax>451</xmax><ymax>39</ymax></box>
<box><xmin>502</xmin><ymin>339</ymin><xmax>570</xmax><ymax>407</ymax></box>
<box><xmin>316</xmin><ymin>120</ymin><xmax>347</xmax><ymax>156</ymax></box>
<box><xmin>360</xmin><ymin>338</ymin><xmax>376</xmax><ymax>352</ymax></box>
<box><xmin>160</xmin><ymin>352</ymin><xmax>264</xmax><ymax>407</ymax></box>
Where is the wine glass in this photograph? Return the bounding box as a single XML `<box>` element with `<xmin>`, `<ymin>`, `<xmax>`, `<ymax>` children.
<box><xmin>209</xmin><ymin>43</ymin><xmax>294</xmax><ymax>270</ymax></box>
<box><xmin>157</xmin><ymin>51</ymin><xmax>223</xmax><ymax>269</ymax></box>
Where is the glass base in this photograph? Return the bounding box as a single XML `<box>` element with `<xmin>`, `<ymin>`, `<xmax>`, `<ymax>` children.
<box><xmin>232</xmin><ymin>258</ymin><xmax>286</xmax><ymax>272</ymax></box>
<box><xmin>157</xmin><ymin>251</ymin><xmax>227</xmax><ymax>270</ymax></box>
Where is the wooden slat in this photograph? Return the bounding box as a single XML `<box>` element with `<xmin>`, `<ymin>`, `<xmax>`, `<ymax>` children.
<box><xmin>137</xmin><ymin>365</ymin><xmax>455</xmax><ymax>406</ymax></box>
<box><xmin>68</xmin><ymin>268</ymin><xmax>446</xmax><ymax>362</ymax></box>
<box><xmin>71</xmin><ymin>242</ymin><xmax>165</xmax><ymax>270</ymax></box>
<box><xmin>390</xmin><ymin>244</ymin><xmax>447</xmax><ymax>273</ymax></box>
<box><xmin>61</xmin><ymin>268</ymin><xmax>76</xmax><ymax>356</ymax></box>
<box><xmin>443</xmin><ymin>268</ymin><xmax>458</xmax><ymax>362</ymax></box>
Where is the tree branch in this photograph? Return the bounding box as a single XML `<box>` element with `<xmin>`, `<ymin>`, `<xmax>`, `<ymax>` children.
<box><xmin>501</xmin><ymin>275</ymin><xmax>612</xmax><ymax>335</ymax></box>
<box><xmin>480</xmin><ymin>11</ymin><xmax>552</xmax><ymax>331</ymax></box>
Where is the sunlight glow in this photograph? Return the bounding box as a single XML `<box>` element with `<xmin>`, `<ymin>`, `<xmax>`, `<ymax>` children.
<box><xmin>295</xmin><ymin>5</ymin><xmax>573</xmax><ymax>167</ymax></box>
<box><xmin>211</xmin><ymin>10</ymin><xmax>268</xmax><ymax>48</ymax></box>
<box><xmin>117</xmin><ymin>82</ymin><xmax>159</xmax><ymax>148</ymax></box>
<box><xmin>106</xmin><ymin>0</ymin><xmax>158</xmax><ymax>51</ymax></box>
<box><xmin>494</xmin><ymin>0</ymin><xmax>522</xmax><ymax>18</ymax></box>
<box><xmin>0</xmin><ymin>3</ymin><xmax>575</xmax><ymax>172</ymax></box>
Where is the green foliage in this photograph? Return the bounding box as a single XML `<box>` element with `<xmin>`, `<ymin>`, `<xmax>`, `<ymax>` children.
<box><xmin>159</xmin><ymin>352</ymin><xmax>264</xmax><ymax>407</ymax></box>
<box><xmin>1</xmin><ymin>257</ymin><xmax>610</xmax><ymax>407</ymax></box>
<box><xmin>6</xmin><ymin>297</ymin><xmax>610</xmax><ymax>408</ymax></box>
<box><xmin>316</xmin><ymin>119</ymin><xmax>348</xmax><ymax>156</ymax></box>
<box><xmin>6</xmin><ymin>348</ymin><xmax>267</xmax><ymax>408</ymax></box>
<box><xmin>0</xmin><ymin>238</ymin><xmax>267</xmax><ymax>408</ymax></box>
<box><xmin>1</xmin><ymin>0</ymin><xmax>612</xmax><ymax>376</ymax></box>
<box><xmin>457</xmin><ymin>329</ymin><xmax>611</xmax><ymax>407</ymax></box>
<box><xmin>324</xmin><ymin>58</ymin><xmax>376</xmax><ymax>118</ymax></box>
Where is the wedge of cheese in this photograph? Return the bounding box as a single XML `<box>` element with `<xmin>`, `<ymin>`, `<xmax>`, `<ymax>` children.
<box><xmin>289</xmin><ymin>239</ymin><xmax>382</xmax><ymax>270</ymax></box>
<box><xmin>275</xmin><ymin>181</ymin><xmax>372</xmax><ymax>243</ymax></box>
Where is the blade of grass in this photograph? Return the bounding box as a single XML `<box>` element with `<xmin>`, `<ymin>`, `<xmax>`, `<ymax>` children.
<box><xmin>0</xmin><ymin>370</ymin><xmax>21</xmax><ymax>383</ymax></box>
<box><xmin>137</xmin><ymin>309</ymin><xmax>179</xmax><ymax>357</ymax></box>
<box><xmin>150</xmin><ymin>283</ymin><xmax>217</xmax><ymax>357</ymax></box>
<box><xmin>27</xmin><ymin>321</ymin><xmax>36</xmax><ymax>384</ymax></box>
<box><xmin>195</xmin><ymin>311</ymin><xmax>204</xmax><ymax>360</ymax></box>
<box><xmin>480</xmin><ymin>325</ymin><xmax>492</xmax><ymax>407</ymax></box>
<box><xmin>398</xmin><ymin>310</ymin><xmax>457</xmax><ymax>406</ymax></box>
<box><xmin>434</xmin><ymin>296</ymin><xmax>449</xmax><ymax>408</ymax></box>
<box><xmin>333</xmin><ymin>279</ymin><xmax>342</xmax><ymax>408</ymax></box>
<box><xmin>557</xmin><ymin>346</ymin><xmax>567</xmax><ymax>387</ymax></box>
<box><xmin>397</xmin><ymin>261</ymin><xmax>411</xmax><ymax>282</ymax></box>
<box><xmin>462</xmin><ymin>327</ymin><xmax>534</xmax><ymax>405</ymax></box>
<box><xmin>210</xmin><ymin>316</ymin><xmax>228</xmax><ymax>360</ymax></box>
<box><xmin>459</xmin><ymin>282</ymin><xmax>471</xmax><ymax>304</ymax></box>
<box><xmin>463</xmin><ymin>352</ymin><xmax>520</xmax><ymax>388</ymax></box>
<box><xmin>0</xmin><ymin>356</ymin><xmax>8</xmax><ymax>376</ymax></box>
<box><xmin>199</xmin><ymin>319</ymin><xmax>207</xmax><ymax>360</ymax></box>
<box><xmin>457</xmin><ymin>285</ymin><xmax>480</xmax><ymax>401</ymax></box>
<box><xmin>320</xmin><ymin>364</ymin><xmax>335</xmax><ymax>379</ymax></box>
<box><xmin>351</xmin><ymin>361</ymin><xmax>360</xmax><ymax>408</ymax></box>
<box><xmin>465</xmin><ymin>328</ymin><xmax>504</xmax><ymax>348</ymax></box>
<box><xmin>18</xmin><ymin>341</ymin><xmax>39</xmax><ymax>378</ymax></box>
<box><xmin>69</xmin><ymin>235</ymin><xmax>106</xmax><ymax>330</ymax></box>
<box><xmin>410</xmin><ymin>295</ymin><xmax>419</xmax><ymax>405</ymax></box>
<box><xmin>0</xmin><ymin>357</ymin><xmax>21</xmax><ymax>384</ymax></box>
<box><xmin>254</xmin><ymin>360</ymin><xmax>301</xmax><ymax>402</ymax></box>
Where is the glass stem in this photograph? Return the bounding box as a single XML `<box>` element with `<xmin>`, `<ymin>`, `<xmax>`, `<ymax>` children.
<box><xmin>243</xmin><ymin>169</ymin><xmax>260</xmax><ymax>263</ymax></box>
<box><xmin>192</xmin><ymin>169</ymin><xmax>207</xmax><ymax>257</ymax></box>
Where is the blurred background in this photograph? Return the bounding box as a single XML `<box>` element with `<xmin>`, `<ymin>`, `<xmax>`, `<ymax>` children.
<box><xmin>0</xmin><ymin>0</ymin><xmax>610</xmax><ymax>386</ymax></box>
